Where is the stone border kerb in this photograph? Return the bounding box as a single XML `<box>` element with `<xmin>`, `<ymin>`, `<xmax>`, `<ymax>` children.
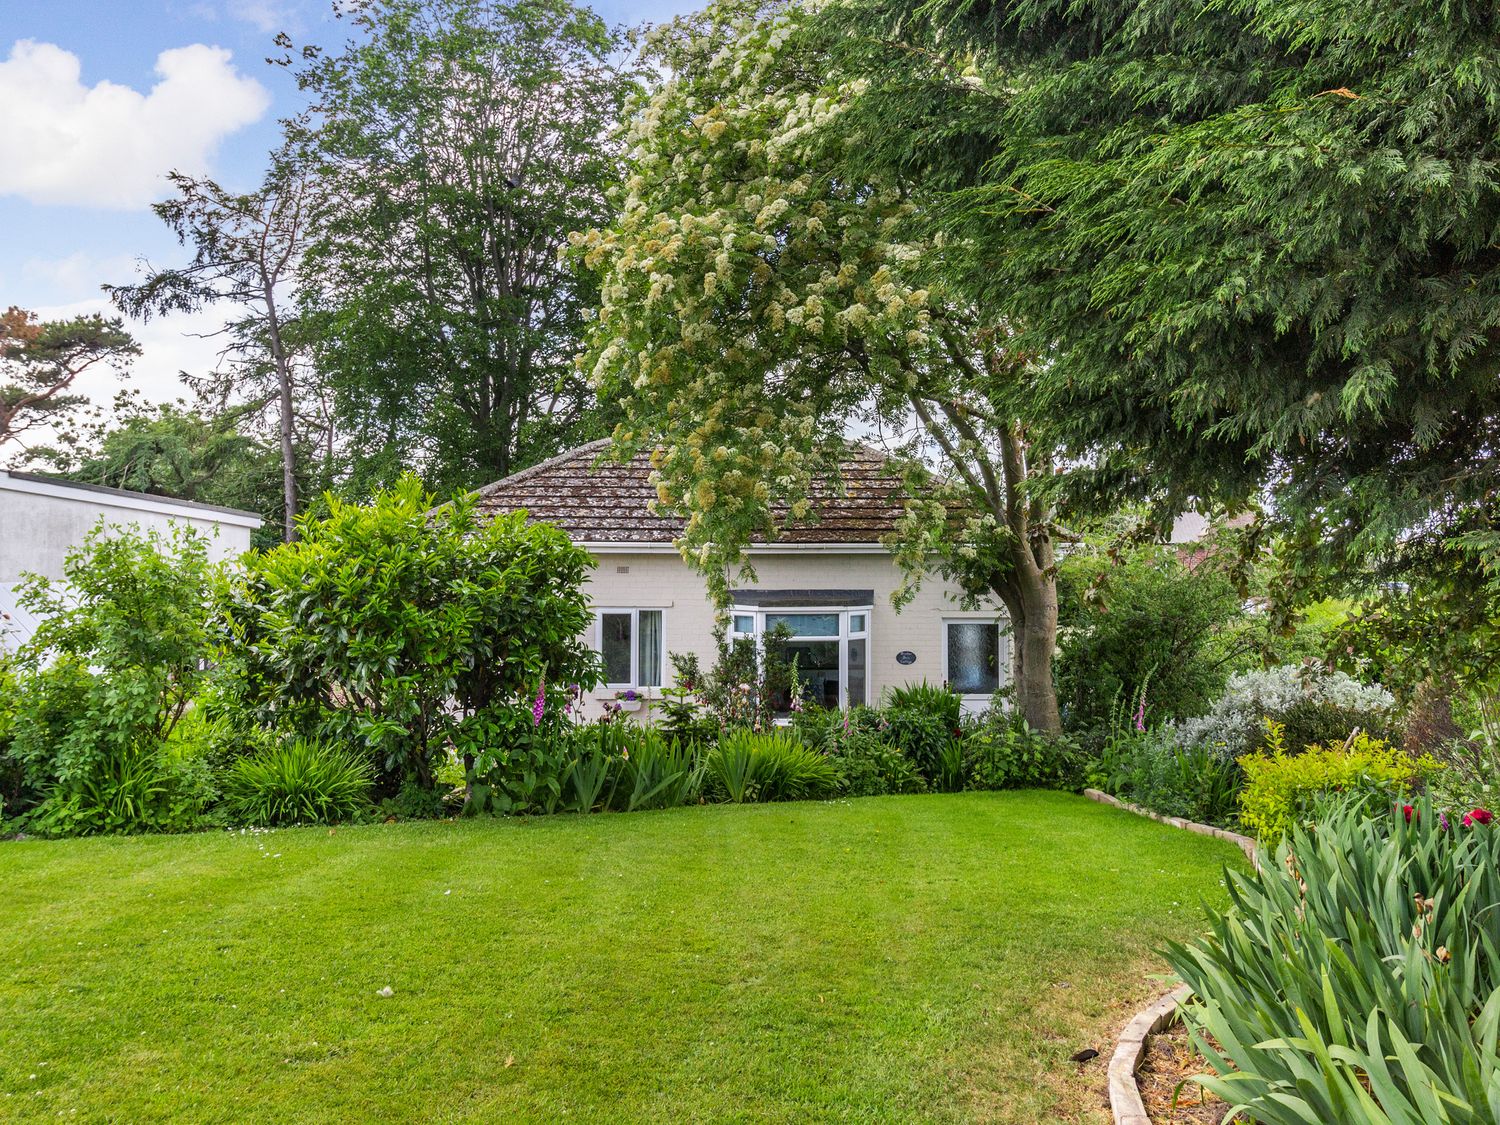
<box><xmin>1083</xmin><ymin>789</ymin><xmax>1259</xmax><ymax>1122</ymax></box>
<box><xmin>1107</xmin><ymin>984</ymin><xmax>1191</xmax><ymax>1125</ymax></box>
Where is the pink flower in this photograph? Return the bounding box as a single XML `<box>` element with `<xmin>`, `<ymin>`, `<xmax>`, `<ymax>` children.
<box><xmin>532</xmin><ymin>676</ymin><xmax>546</xmax><ymax>727</ymax></box>
<box><xmin>1134</xmin><ymin>693</ymin><xmax>1147</xmax><ymax>732</ymax></box>
<box><xmin>1463</xmin><ymin>808</ymin><xmax>1493</xmax><ymax>827</ymax></box>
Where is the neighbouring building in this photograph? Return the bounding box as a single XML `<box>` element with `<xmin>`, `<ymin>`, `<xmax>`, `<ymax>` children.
<box><xmin>0</xmin><ymin>470</ymin><xmax>262</xmax><ymax>649</ymax></box>
<box><xmin>474</xmin><ymin>440</ymin><xmax>1009</xmax><ymax>718</ymax></box>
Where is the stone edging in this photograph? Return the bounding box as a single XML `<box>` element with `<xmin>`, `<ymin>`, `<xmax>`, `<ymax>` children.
<box><xmin>1107</xmin><ymin>984</ymin><xmax>1191</xmax><ymax>1125</ymax></box>
<box><xmin>1082</xmin><ymin>788</ymin><xmax>1259</xmax><ymax>868</ymax></box>
<box><xmin>1083</xmin><ymin>789</ymin><xmax>1259</xmax><ymax>1122</ymax></box>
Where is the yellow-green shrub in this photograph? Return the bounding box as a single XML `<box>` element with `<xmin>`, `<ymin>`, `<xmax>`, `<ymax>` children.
<box><xmin>1238</xmin><ymin>724</ymin><xmax>1436</xmax><ymax>842</ymax></box>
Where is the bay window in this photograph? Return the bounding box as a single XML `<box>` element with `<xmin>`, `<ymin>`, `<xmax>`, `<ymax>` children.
<box><xmin>730</xmin><ymin>605</ymin><xmax>871</xmax><ymax>711</ymax></box>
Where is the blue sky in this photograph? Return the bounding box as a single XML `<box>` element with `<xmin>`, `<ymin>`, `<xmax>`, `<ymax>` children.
<box><xmin>0</xmin><ymin>0</ymin><xmax>689</xmax><ymax>408</ymax></box>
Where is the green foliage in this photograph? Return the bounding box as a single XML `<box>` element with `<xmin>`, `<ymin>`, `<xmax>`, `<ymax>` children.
<box><xmin>964</xmin><ymin>712</ymin><xmax>1082</xmax><ymax>792</ymax></box>
<box><xmin>0</xmin><ymin>306</ymin><xmax>138</xmax><ymax>448</ymax></box>
<box><xmin>1274</xmin><ymin>694</ymin><xmax>1403</xmax><ymax>757</ymax></box>
<box><xmin>1057</xmin><ymin>544</ymin><xmax>1256</xmax><ymax>735</ymax></box>
<box><xmin>704</xmin><ymin>729</ymin><xmax>838</xmax><ymax>804</ymax></box>
<box><xmin>832</xmin><ymin>731</ymin><xmax>928</xmax><ymax>798</ymax></box>
<box><xmin>40</xmin><ymin>403</ymin><xmax>290</xmax><ymax>549</ymax></box>
<box><xmin>213</xmin><ymin>475</ymin><xmax>599</xmax><ymax>798</ymax></box>
<box><xmin>882</xmin><ymin>682</ymin><xmax>963</xmax><ymax>783</ymax></box>
<box><xmin>1238</xmin><ymin>726</ymin><xmax>1435</xmax><ymax>843</ymax></box>
<box><xmin>291</xmin><ymin>0</ymin><xmax>639</xmax><ymax>493</ymax></box>
<box><xmin>463</xmin><ymin>705</ymin><xmax>573</xmax><ymax>816</ymax></box>
<box><xmin>656</xmin><ymin>654</ymin><xmax>721</xmax><ymax>745</ymax></box>
<box><xmin>5</xmin><ymin>524</ymin><xmax>215</xmax><ymax>834</ymax></box>
<box><xmin>223</xmin><ymin>739</ymin><xmax>373</xmax><ymax>826</ymax></box>
<box><xmin>1166</xmin><ymin>797</ymin><xmax>1500</xmax><ymax>1124</ymax></box>
<box><xmin>1427</xmin><ymin>735</ymin><xmax>1500</xmax><ymax>818</ymax></box>
<box><xmin>791</xmin><ymin>705</ymin><xmax>926</xmax><ymax>797</ymax></box>
<box><xmin>607</xmin><ymin>727</ymin><xmax>703</xmax><ymax>813</ymax></box>
<box><xmin>555</xmin><ymin>720</ymin><xmax>703</xmax><ymax>814</ymax></box>
<box><xmin>1088</xmin><ymin>728</ymin><xmax>1244</xmax><ymax>828</ymax></box>
<box><xmin>379</xmin><ymin>779</ymin><xmax>452</xmax><ymax>821</ymax></box>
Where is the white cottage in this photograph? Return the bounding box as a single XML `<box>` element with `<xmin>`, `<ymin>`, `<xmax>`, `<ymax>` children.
<box><xmin>474</xmin><ymin>441</ymin><xmax>1009</xmax><ymax>717</ymax></box>
<box><xmin>0</xmin><ymin>470</ymin><xmax>262</xmax><ymax>649</ymax></box>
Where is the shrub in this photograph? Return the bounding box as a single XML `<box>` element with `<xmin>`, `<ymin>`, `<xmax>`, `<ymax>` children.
<box><xmin>1088</xmin><ymin>727</ymin><xmax>1243</xmax><ymax>827</ymax></box>
<box><xmin>464</xmin><ymin>705</ymin><xmax>575</xmax><ymax>815</ymax></box>
<box><xmin>609</xmin><ymin>729</ymin><xmax>703</xmax><ymax>812</ymax></box>
<box><xmin>379</xmin><ymin>779</ymin><xmax>450</xmax><ymax>820</ymax></box>
<box><xmin>1057</xmin><ymin>543</ymin><xmax>1256</xmax><ymax>735</ymax></box>
<box><xmin>1176</xmin><ymin>664</ymin><xmax>1396</xmax><ymax>762</ymax></box>
<box><xmin>964</xmin><ymin>712</ymin><xmax>1081</xmax><ymax>790</ymax></box>
<box><xmin>828</xmin><ymin>731</ymin><xmax>927</xmax><ymax>797</ymax></box>
<box><xmin>655</xmin><ymin>655</ymin><xmax>721</xmax><ymax>745</ymax></box>
<box><xmin>883</xmin><ymin>681</ymin><xmax>963</xmax><ymax>780</ymax></box>
<box><xmin>1237</xmin><ymin>724</ymin><xmax>1435</xmax><ymax>842</ymax></box>
<box><xmin>223</xmin><ymin>739</ymin><xmax>373</xmax><ymax>826</ymax></box>
<box><xmin>1426</xmin><ymin>736</ymin><xmax>1500</xmax><ymax>815</ymax></box>
<box><xmin>1166</xmin><ymin>797</ymin><xmax>1500</xmax><ymax>1124</ymax></box>
<box><xmin>556</xmin><ymin>723</ymin><xmax>704</xmax><ymax>814</ymax></box>
<box><xmin>6</xmin><ymin>524</ymin><xmax>216</xmax><ymax>834</ymax></box>
<box><xmin>213</xmin><ymin>476</ymin><xmax>599</xmax><ymax>804</ymax></box>
<box><xmin>792</xmin><ymin>706</ymin><xmax>925</xmax><ymax>796</ymax></box>
<box><xmin>705</xmin><ymin>729</ymin><xmax>837</xmax><ymax>803</ymax></box>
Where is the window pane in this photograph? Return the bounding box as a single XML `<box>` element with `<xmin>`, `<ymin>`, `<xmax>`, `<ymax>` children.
<box><xmin>732</xmin><ymin>614</ymin><xmax>755</xmax><ymax>634</ymax></box>
<box><xmin>601</xmin><ymin>612</ymin><xmax>632</xmax><ymax>684</ymax></box>
<box><xmin>765</xmin><ymin>612</ymin><xmax>839</xmax><ymax>637</ymax></box>
<box><xmin>947</xmin><ymin>622</ymin><xmax>1000</xmax><ymax>695</ymax></box>
<box><xmin>847</xmin><ymin>637</ymin><xmax>866</xmax><ymax>707</ymax></box>
<box><xmin>849</xmin><ymin>613</ymin><xmax>866</xmax><ymax>634</ymax></box>
<box><xmin>638</xmin><ymin>610</ymin><xmax>663</xmax><ymax>688</ymax></box>
<box><xmin>770</xmin><ymin>639</ymin><xmax>840</xmax><ymax>711</ymax></box>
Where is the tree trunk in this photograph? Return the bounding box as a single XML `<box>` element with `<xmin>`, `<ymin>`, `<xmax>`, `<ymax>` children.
<box><xmin>275</xmin><ymin>361</ymin><xmax>298</xmax><ymax>542</ymax></box>
<box><xmin>998</xmin><ymin>534</ymin><xmax>1062</xmax><ymax>735</ymax></box>
<box><xmin>1010</xmin><ymin>584</ymin><xmax>1062</xmax><ymax>735</ymax></box>
<box><xmin>263</xmin><ymin>280</ymin><xmax>299</xmax><ymax>542</ymax></box>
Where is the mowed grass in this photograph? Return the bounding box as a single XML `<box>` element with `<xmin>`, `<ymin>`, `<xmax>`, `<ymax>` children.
<box><xmin>0</xmin><ymin>792</ymin><xmax>1241</xmax><ymax>1123</ymax></box>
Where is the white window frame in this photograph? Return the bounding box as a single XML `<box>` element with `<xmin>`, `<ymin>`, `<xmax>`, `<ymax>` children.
<box><xmin>595</xmin><ymin>608</ymin><xmax>667</xmax><ymax>692</ymax></box>
<box><xmin>941</xmin><ymin>616</ymin><xmax>1010</xmax><ymax>701</ymax></box>
<box><xmin>730</xmin><ymin>605</ymin><xmax>872</xmax><ymax>710</ymax></box>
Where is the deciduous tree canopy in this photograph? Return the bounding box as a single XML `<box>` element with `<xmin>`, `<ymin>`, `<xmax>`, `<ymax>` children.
<box><xmin>290</xmin><ymin>0</ymin><xmax>641</xmax><ymax>492</ymax></box>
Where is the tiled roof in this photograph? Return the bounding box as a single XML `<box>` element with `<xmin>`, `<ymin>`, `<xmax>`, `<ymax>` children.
<box><xmin>473</xmin><ymin>439</ymin><xmax>908</xmax><ymax>545</ymax></box>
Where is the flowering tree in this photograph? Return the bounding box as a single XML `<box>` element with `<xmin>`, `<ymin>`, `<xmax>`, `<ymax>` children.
<box><xmin>572</xmin><ymin>1</ymin><xmax>1067</xmax><ymax>731</ymax></box>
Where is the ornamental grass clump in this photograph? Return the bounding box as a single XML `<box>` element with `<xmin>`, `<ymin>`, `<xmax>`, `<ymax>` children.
<box><xmin>1165</xmin><ymin>796</ymin><xmax>1500</xmax><ymax>1124</ymax></box>
<box><xmin>223</xmin><ymin>739</ymin><xmax>372</xmax><ymax>826</ymax></box>
<box><xmin>705</xmin><ymin>729</ymin><xmax>837</xmax><ymax>803</ymax></box>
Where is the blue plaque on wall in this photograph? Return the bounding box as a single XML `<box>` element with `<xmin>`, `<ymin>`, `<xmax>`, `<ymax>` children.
<box><xmin>895</xmin><ymin>650</ymin><xmax>916</xmax><ymax>665</ymax></box>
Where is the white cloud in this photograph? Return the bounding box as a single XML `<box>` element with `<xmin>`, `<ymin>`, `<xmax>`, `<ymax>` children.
<box><xmin>22</xmin><ymin>251</ymin><xmax>140</xmax><ymax>295</ymax></box>
<box><xmin>227</xmin><ymin>0</ymin><xmax>305</xmax><ymax>34</ymax></box>
<box><xmin>0</xmin><ymin>40</ymin><xmax>270</xmax><ymax>210</ymax></box>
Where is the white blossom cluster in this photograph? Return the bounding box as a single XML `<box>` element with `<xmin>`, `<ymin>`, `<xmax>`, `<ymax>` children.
<box><xmin>564</xmin><ymin>0</ymin><xmax>954</xmax><ymax>587</ymax></box>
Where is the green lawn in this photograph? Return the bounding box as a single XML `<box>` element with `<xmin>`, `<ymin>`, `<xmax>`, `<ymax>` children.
<box><xmin>0</xmin><ymin>792</ymin><xmax>1240</xmax><ymax>1123</ymax></box>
